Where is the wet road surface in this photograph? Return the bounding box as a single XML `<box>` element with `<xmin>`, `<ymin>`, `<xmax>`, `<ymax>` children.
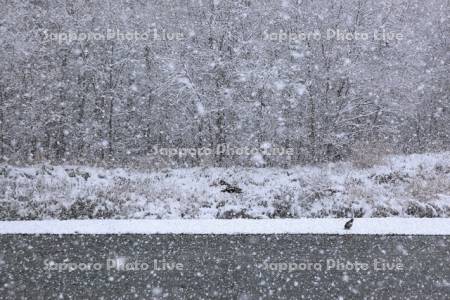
<box><xmin>0</xmin><ymin>234</ymin><xmax>449</xmax><ymax>299</ymax></box>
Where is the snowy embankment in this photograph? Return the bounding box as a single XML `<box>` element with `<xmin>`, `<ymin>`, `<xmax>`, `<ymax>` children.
<box><xmin>1</xmin><ymin>219</ymin><xmax>450</xmax><ymax>235</ymax></box>
<box><xmin>0</xmin><ymin>152</ymin><xmax>449</xmax><ymax>220</ymax></box>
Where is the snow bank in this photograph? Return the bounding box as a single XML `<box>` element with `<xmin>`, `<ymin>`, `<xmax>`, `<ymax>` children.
<box><xmin>0</xmin><ymin>218</ymin><xmax>449</xmax><ymax>235</ymax></box>
<box><xmin>1</xmin><ymin>152</ymin><xmax>449</xmax><ymax>220</ymax></box>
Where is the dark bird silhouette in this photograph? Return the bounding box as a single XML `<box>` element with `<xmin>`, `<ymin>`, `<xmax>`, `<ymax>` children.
<box><xmin>344</xmin><ymin>218</ymin><xmax>354</xmax><ymax>230</ymax></box>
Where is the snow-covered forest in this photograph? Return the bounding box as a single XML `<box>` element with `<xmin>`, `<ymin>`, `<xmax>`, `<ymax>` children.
<box><xmin>0</xmin><ymin>0</ymin><xmax>448</xmax><ymax>168</ymax></box>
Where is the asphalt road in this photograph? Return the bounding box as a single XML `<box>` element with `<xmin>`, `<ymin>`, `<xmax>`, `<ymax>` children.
<box><xmin>0</xmin><ymin>235</ymin><xmax>449</xmax><ymax>299</ymax></box>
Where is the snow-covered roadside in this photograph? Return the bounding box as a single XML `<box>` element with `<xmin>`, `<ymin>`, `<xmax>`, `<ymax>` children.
<box><xmin>1</xmin><ymin>218</ymin><xmax>449</xmax><ymax>235</ymax></box>
<box><xmin>1</xmin><ymin>152</ymin><xmax>449</xmax><ymax>220</ymax></box>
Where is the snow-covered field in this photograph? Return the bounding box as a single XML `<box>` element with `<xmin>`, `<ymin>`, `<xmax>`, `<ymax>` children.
<box><xmin>1</xmin><ymin>152</ymin><xmax>449</xmax><ymax>220</ymax></box>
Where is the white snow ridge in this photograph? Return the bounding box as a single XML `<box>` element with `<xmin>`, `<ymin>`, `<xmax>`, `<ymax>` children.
<box><xmin>0</xmin><ymin>219</ymin><xmax>449</xmax><ymax>235</ymax></box>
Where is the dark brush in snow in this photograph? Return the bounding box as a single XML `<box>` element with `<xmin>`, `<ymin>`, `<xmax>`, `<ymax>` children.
<box><xmin>221</xmin><ymin>186</ymin><xmax>243</xmax><ymax>194</ymax></box>
<box><xmin>219</xmin><ymin>180</ymin><xmax>242</xmax><ymax>193</ymax></box>
<box><xmin>218</xmin><ymin>179</ymin><xmax>231</xmax><ymax>186</ymax></box>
